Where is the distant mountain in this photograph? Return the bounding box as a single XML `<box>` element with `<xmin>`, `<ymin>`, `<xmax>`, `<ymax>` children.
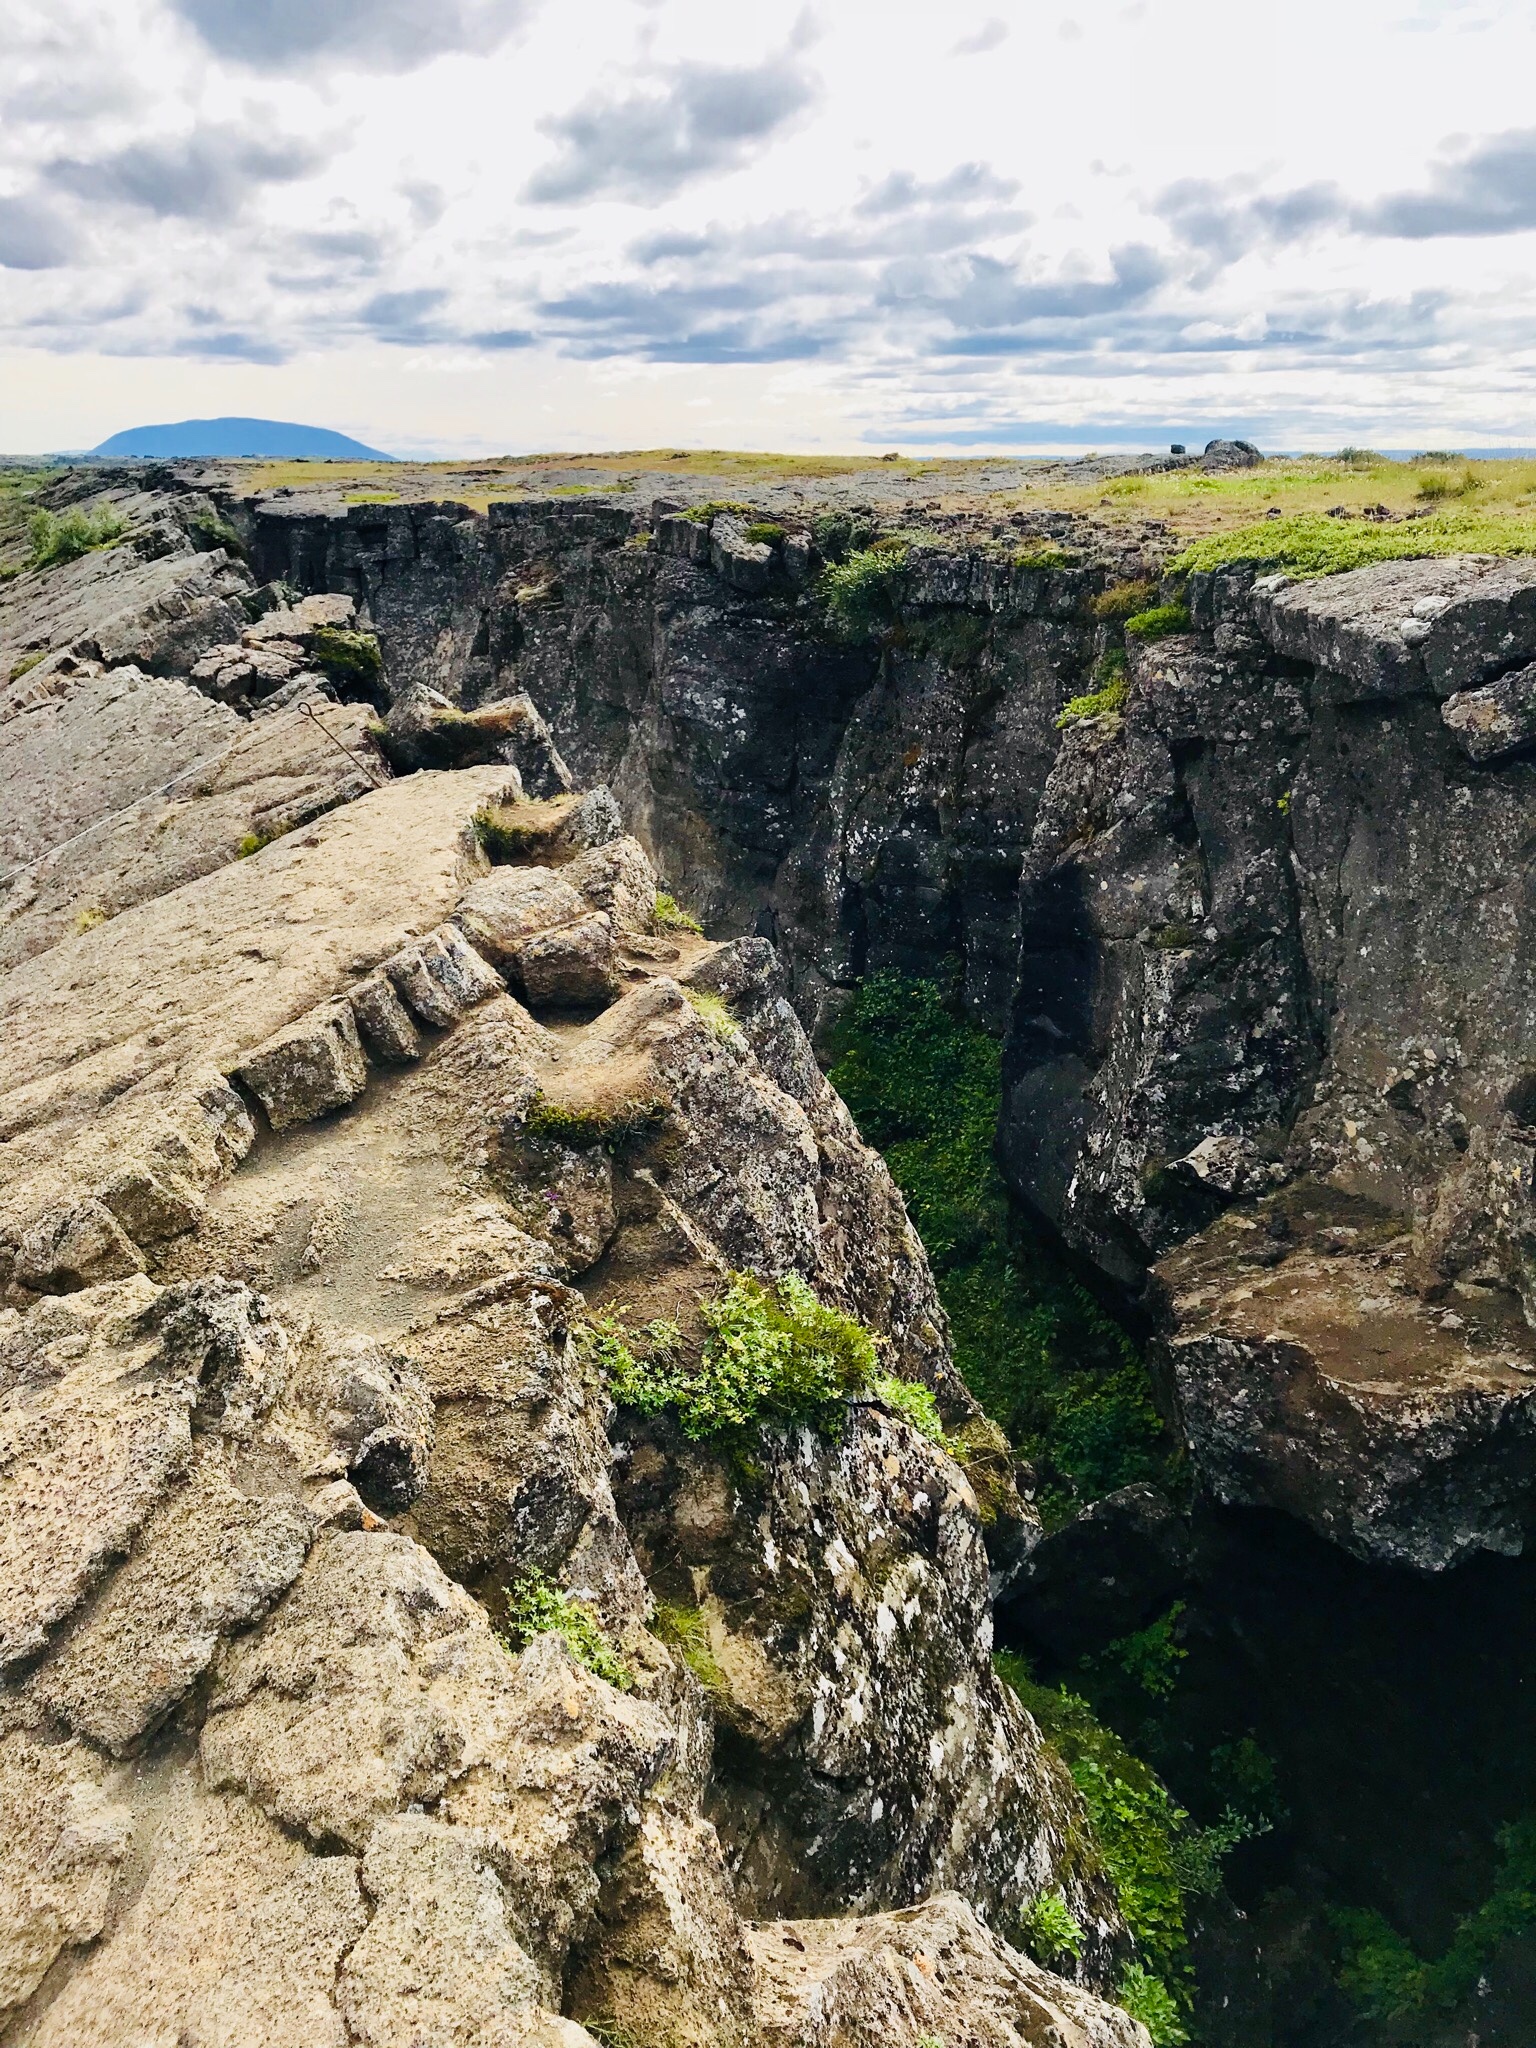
<box><xmin>90</xmin><ymin>416</ymin><xmax>394</xmax><ymax>460</ymax></box>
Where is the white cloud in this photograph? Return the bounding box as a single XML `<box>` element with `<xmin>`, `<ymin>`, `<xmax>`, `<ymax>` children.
<box><xmin>3</xmin><ymin>0</ymin><xmax>1536</xmax><ymax>452</ymax></box>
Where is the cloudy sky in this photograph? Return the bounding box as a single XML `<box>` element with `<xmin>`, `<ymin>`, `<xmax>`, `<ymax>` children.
<box><xmin>4</xmin><ymin>0</ymin><xmax>1536</xmax><ymax>455</ymax></box>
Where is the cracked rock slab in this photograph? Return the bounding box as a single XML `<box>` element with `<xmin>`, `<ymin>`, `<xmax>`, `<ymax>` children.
<box><xmin>747</xmin><ymin>1892</ymin><xmax>1150</xmax><ymax>2048</ymax></box>
<box><xmin>0</xmin><ymin>1729</ymin><xmax>132</xmax><ymax>2019</ymax></box>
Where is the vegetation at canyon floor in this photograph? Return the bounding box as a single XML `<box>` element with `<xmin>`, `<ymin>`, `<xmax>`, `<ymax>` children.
<box><xmin>827</xmin><ymin>971</ymin><xmax>1172</xmax><ymax>1524</ymax></box>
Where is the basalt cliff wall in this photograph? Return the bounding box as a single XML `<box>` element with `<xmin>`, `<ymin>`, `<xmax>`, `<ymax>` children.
<box><xmin>238</xmin><ymin>480</ymin><xmax>1536</xmax><ymax>1580</ymax></box>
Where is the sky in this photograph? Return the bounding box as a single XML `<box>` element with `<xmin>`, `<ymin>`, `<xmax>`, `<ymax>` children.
<box><xmin>4</xmin><ymin>0</ymin><xmax>1536</xmax><ymax>456</ymax></box>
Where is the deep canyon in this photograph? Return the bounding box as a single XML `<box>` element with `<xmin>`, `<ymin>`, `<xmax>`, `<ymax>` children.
<box><xmin>4</xmin><ymin>453</ymin><xmax>1536</xmax><ymax>2047</ymax></box>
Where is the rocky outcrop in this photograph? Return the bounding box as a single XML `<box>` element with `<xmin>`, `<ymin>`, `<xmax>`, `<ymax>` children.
<box><xmin>749</xmin><ymin>1893</ymin><xmax>1149</xmax><ymax>2048</ymax></box>
<box><xmin>1001</xmin><ymin>558</ymin><xmax>1536</xmax><ymax>1568</ymax></box>
<box><xmin>0</xmin><ymin>529</ymin><xmax>1147</xmax><ymax>2048</ymax></box>
<box><xmin>243</xmin><ymin>489</ymin><xmax>1152</xmax><ymax>1031</ymax></box>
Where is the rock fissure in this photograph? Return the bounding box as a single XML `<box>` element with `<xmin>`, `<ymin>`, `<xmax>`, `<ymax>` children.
<box><xmin>15</xmin><ymin>459</ymin><xmax>1536</xmax><ymax>2042</ymax></box>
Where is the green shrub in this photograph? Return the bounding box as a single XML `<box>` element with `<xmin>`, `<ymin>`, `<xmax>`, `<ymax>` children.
<box><xmin>27</xmin><ymin>505</ymin><xmax>126</xmax><ymax>570</ymax></box>
<box><xmin>745</xmin><ymin>521</ymin><xmax>785</xmax><ymax>546</ymax></box>
<box><xmin>1013</xmin><ymin>543</ymin><xmax>1075</xmax><ymax>570</ymax></box>
<box><xmin>1333</xmin><ymin>1815</ymin><xmax>1536</xmax><ymax>2022</ymax></box>
<box><xmin>1116</xmin><ymin>1965</ymin><xmax>1189</xmax><ymax>2045</ymax></box>
<box><xmin>683</xmin><ymin>988</ymin><xmax>739</xmax><ymax>1042</ymax></box>
<box><xmin>236</xmin><ymin>829</ymin><xmax>274</xmax><ymax>859</ymax></box>
<box><xmin>311</xmin><ymin>625</ymin><xmax>383</xmax><ymax>688</ymax></box>
<box><xmin>502</xmin><ymin>1569</ymin><xmax>632</xmax><ymax>1690</ymax></box>
<box><xmin>819</xmin><ymin>544</ymin><xmax>909</xmax><ymax>640</ymax></box>
<box><xmin>1080</xmin><ymin>1604</ymin><xmax>1188</xmax><ymax>1702</ymax></box>
<box><xmin>1020</xmin><ymin>1892</ymin><xmax>1085</xmax><ymax>1966</ymax></box>
<box><xmin>593</xmin><ymin>1275</ymin><xmax>943</xmax><ymax>1449</ymax></box>
<box><xmin>828</xmin><ymin>973</ymin><xmax>1170</xmax><ymax>1520</ymax></box>
<box><xmin>1090</xmin><ymin>578</ymin><xmax>1157</xmax><ymax>622</ymax></box>
<box><xmin>7</xmin><ymin>650</ymin><xmax>44</xmax><ymax>682</ymax></box>
<box><xmin>598</xmin><ymin>1272</ymin><xmax>879</xmax><ymax>1441</ymax></box>
<box><xmin>654</xmin><ymin>890</ymin><xmax>703</xmax><ymax>935</ymax></box>
<box><xmin>1124</xmin><ymin>603</ymin><xmax>1190</xmax><ymax>642</ymax></box>
<box><xmin>997</xmin><ymin>1654</ymin><xmax>1190</xmax><ymax>2024</ymax></box>
<box><xmin>811</xmin><ymin>509</ymin><xmax>879</xmax><ymax>563</ymax></box>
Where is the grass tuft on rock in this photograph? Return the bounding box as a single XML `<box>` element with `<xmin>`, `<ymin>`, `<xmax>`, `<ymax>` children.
<box><xmin>651</xmin><ymin>1600</ymin><xmax>730</xmax><ymax>1702</ymax></box>
<box><xmin>524</xmin><ymin>1091</ymin><xmax>669</xmax><ymax>1152</ymax></box>
<box><xmin>653</xmin><ymin>890</ymin><xmax>703</xmax><ymax>935</ymax></box>
<box><xmin>683</xmin><ymin>988</ymin><xmax>738</xmax><ymax>1042</ymax></box>
<box><xmin>1124</xmin><ymin>603</ymin><xmax>1190</xmax><ymax>642</ymax></box>
<box><xmin>501</xmin><ymin>1569</ymin><xmax>632</xmax><ymax>1690</ymax></box>
<box><xmin>310</xmin><ymin>625</ymin><xmax>383</xmax><ymax>689</ymax></box>
<box><xmin>473</xmin><ymin>803</ymin><xmax>543</xmax><ymax>863</ymax></box>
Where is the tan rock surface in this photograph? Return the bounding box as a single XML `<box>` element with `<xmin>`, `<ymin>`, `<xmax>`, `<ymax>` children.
<box><xmin>0</xmin><ymin>699</ymin><xmax>383</xmax><ymax>972</ymax></box>
<box><xmin>748</xmin><ymin>1893</ymin><xmax>1150</xmax><ymax>2048</ymax></box>
<box><xmin>0</xmin><ymin>764</ymin><xmax>516</xmax><ymax>1257</ymax></box>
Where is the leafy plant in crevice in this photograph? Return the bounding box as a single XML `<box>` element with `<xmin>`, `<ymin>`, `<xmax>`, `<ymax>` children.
<box><xmin>585</xmin><ymin>1274</ymin><xmax>951</xmax><ymax>1459</ymax></box>
<box><xmin>1019</xmin><ymin>1891</ymin><xmax>1085</xmax><ymax>1967</ymax></box>
<box><xmin>998</xmin><ymin>1651</ymin><xmax>1262</xmax><ymax>2043</ymax></box>
<box><xmin>501</xmin><ymin>1568</ymin><xmax>633</xmax><ymax>1690</ymax></box>
<box><xmin>1331</xmin><ymin>1815</ymin><xmax>1536</xmax><ymax>2027</ymax></box>
<box><xmin>593</xmin><ymin>1273</ymin><xmax>873</xmax><ymax>1440</ymax></box>
<box><xmin>827</xmin><ymin>972</ymin><xmax>1171</xmax><ymax>1521</ymax></box>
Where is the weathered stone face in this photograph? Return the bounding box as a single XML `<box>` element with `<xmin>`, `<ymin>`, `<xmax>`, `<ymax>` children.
<box><xmin>614</xmin><ymin>1404</ymin><xmax>1119</xmax><ymax>1977</ymax></box>
<box><xmin>1</xmin><ymin>479</ymin><xmax>1143</xmax><ymax>2048</ymax></box>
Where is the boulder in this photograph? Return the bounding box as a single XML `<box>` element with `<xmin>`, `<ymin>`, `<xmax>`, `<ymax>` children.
<box><xmin>347</xmin><ymin>972</ymin><xmax>423</xmax><ymax>1062</ymax></box>
<box><xmin>1441</xmin><ymin>658</ymin><xmax>1536</xmax><ymax>762</ymax></box>
<box><xmin>14</xmin><ymin>1198</ymin><xmax>146</xmax><ymax>1292</ymax></box>
<box><xmin>234</xmin><ymin>1000</ymin><xmax>370</xmax><ymax>1130</ymax></box>
<box><xmin>564</xmin><ymin>835</ymin><xmax>658</xmax><ymax>933</ymax></box>
<box><xmin>0</xmin><ymin>1730</ymin><xmax>132</xmax><ymax>2020</ymax></box>
<box><xmin>454</xmin><ymin>866</ymin><xmax>588</xmax><ymax>969</ymax></box>
<box><xmin>516</xmin><ymin>912</ymin><xmax>618</xmax><ymax>1009</ymax></box>
<box><xmin>710</xmin><ymin>516</ymin><xmax>776</xmax><ymax>595</ymax></box>
<box><xmin>382</xmin><ymin>925</ymin><xmax>505</xmax><ymax>1029</ymax></box>
<box><xmin>748</xmin><ymin>1892</ymin><xmax>1150</xmax><ymax>2048</ymax></box>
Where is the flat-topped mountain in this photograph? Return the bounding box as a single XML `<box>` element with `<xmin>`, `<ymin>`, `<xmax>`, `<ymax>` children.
<box><xmin>89</xmin><ymin>416</ymin><xmax>394</xmax><ymax>461</ymax></box>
